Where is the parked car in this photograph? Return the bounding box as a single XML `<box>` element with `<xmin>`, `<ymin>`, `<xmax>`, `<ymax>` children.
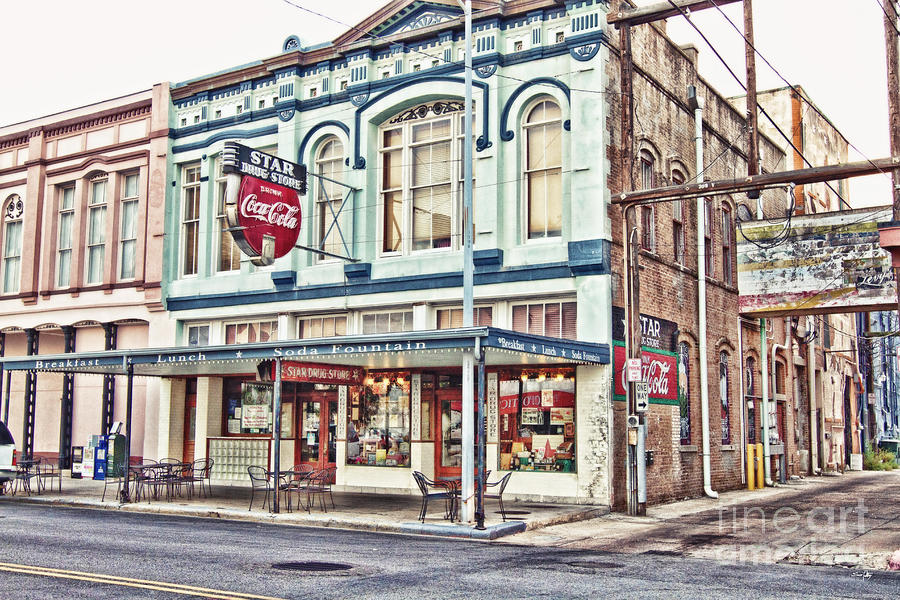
<box><xmin>0</xmin><ymin>421</ymin><xmax>16</xmax><ymax>489</ymax></box>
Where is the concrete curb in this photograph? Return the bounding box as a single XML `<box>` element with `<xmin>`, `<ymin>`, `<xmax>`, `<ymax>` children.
<box><xmin>1</xmin><ymin>495</ymin><xmax>529</xmax><ymax>540</ymax></box>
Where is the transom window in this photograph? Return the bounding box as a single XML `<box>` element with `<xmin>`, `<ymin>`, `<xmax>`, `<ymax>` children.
<box><xmin>225</xmin><ymin>319</ymin><xmax>278</xmax><ymax>344</ymax></box>
<box><xmin>119</xmin><ymin>173</ymin><xmax>139</xmax><ymax>280</ymax></box>
<box><xmin>314</xmin><ymin>137</ymin><xmax>347</xmax><ymax>260</ymax></box>
<box><xmin>639</xmin><ymin>151</ymin><xmax>655</xmax><ymax>251</ymax></box>
<box><xmin>511</xmin><ymin>300</ymin><xmax>576</xmax><ymax>339</ymax></box>
<box><xmin>86</xmin><ymin>178</ymin><xmax>107</xmax><ymax>285</ymax></box>
<box><xmin>2</xmin><ymin>194</ymin><xmax>23</xmax><ymax>294</ymax></box>
<box><xmin>181</xmin><ymin>164</ymin><xmax>201</xmax><ymax>276</ymax></box>
<box><xmin>524</xmin><ymin>99</ymin><xmax>562</xmax><ymax>239</ymax></box>
<box><xmin>57</xmin><ymin>186</ymin><xmax>75</xmax><ymax>288</ymax></box>
<box><xmin>722</xmin><ymin>203</ymin><xmax>734</xmax><ymax>284</ymax></box>
<box><xmin>362</xmin><ymin>310</ymin><xmax>413</xmax><ymax>334</ymax></box>
<box><xmin>436</xmin><ymin>307</ymin><xmax>493</xmax><ymax>329</ymax></box>
<box><xmin>379</xmin><ymin>101</ymin><xmax>470</xmax><ymax>255</ymax></box>
<box><xmin>672</xmin><ymin>169</ymin><xmax>685</xmax><ymax>265</ymax></box>
<box><xmin>299</xmin><ymin>315</ymin><xmax>348</xmax><ymax>339</ymax></box>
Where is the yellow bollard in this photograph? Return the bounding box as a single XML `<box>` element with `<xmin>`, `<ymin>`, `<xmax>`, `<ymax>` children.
<box><xmin>755</xmin><ymin>443</ymin><xmax>765</xmax><ymax>488</ymax></box>
<box><xmin>746</xmin><ymin>443</ymin><xmax>755</xmax><ymax>490</ymax></box>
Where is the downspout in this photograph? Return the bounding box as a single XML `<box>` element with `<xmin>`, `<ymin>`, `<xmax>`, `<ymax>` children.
<box><xmin>807</xmin><ymin>316</ymin><xmax>819</xmax><ymax>474</ymax></box>
<box><xmin>690</xmin><ymin>89</ymin><xmax>717</xmax><ymax>499</ymax></box>
<box><xmin>761</xmin><ymin>319</ymin><xmax>771</xmax><ymax>484</ymax></box>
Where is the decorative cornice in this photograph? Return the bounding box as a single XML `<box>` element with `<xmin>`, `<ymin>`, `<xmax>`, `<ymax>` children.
<box><xmin>42</xmin><ymin>102</ymin><xmax>152</xmax><ymax>139</ymax></box>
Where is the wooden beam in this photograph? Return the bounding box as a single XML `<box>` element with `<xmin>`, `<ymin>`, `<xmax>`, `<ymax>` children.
<box><xmin>612</xmin><ymin>156</ymin><xmax>900</xmax><ymax>204</ymax></box>
<box><xmin>607</xmin><ymin>0</ymin><xmax>742</xmax><ymax>27</ymax></box>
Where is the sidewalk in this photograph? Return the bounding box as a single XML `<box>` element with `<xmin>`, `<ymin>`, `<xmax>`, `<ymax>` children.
<box><xmin>508</xmin><ymin>470</ymin><xmax>900</xmax><ymax>571</ymax></box>
<box><xmin>0</xmin><ymin>475</ymin><xmax>605</xmax><ymax>541</ymax></box>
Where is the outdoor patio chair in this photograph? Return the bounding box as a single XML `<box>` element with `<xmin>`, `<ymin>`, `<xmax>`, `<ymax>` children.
<box><xmin>302</xmin><ymin>467</ymin><xmax>336</xmax><ymax>513</ymax></box>
<box><xmin>247</xmin><ymin>465</ymin><xmax>274</xmax><ymax>511</ymax></box>
<box><xmin>412</xmin><ymin>471</ymin><xmax>456</xmax><ymax>522</ymax></box>
<box><xmin>189</xmin><ymin>458</ymin><xmax>213</xmax><ymax>498</ymax></box>
<box><xmin>283</xmin><ymin>464</ymin><xmax>315</xmax><ymax>512</ymax></box>
<box><xmin>483</xmin><ymin>472</ymin><xmax>513</xmax><ymax>521</ymax></box>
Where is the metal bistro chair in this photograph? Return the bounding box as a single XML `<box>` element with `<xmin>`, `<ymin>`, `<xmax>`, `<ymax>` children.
<box><xmin>412</xmin><ymin>471</ymin><xmax>456</xmax><ymax>523</ymax></box>
<box><xmin>247</xmin><ymin>466</ymin><xmax>274</xmax><ymax>511</ymax></box>
<box><xmin>301</xmin><ymin>467</ymin><xmax>336</xmax><ymax>513</ymax></box>
<box><xmin>189</xmin><ymin>458</ymin><xmax>214</xmax><ymax>498</ymax></box>
<box><xmin>283</xmin><ymin>464</ymin><xmax>315</xmax><ymax>512</ymax></box>
<box><xmin>484</xmin><ymin>472</ymin><xmax>513</xmax><ymax>521</ymax></box>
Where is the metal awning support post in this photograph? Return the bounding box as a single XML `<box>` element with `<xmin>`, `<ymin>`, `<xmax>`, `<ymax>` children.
<box><xmin>120</xmin><ymin>360</ymin><xmax>134</xmax><ymax>503</ymax></box>
<box><xmin>475</xmin><ymin>345</ymin><xmax>486</xmax><ymax>530</ymax></box>
<box><xmin>272</xmin><ymin>357</ymin><xmax>283</xmax><ymax>514</ymax></box>
<box><xmin>2</xmin><ymin>370</ymin><xmax>9</xmax><ymax>425</ymax></box>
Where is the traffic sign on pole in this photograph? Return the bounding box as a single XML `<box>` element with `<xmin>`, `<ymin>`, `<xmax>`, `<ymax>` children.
<box><xmin>635</xmin><ymin>381</ymin><xmax>649</xmax><ymax>413</ymax></box>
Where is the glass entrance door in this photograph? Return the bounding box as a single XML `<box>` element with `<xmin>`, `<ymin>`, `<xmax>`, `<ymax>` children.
<box><xmin>295</xmin><ymin>388</ymin><xmax>338</xmax><ymax>471</ymax></box>
<box><xmin>432</xmin><ymin>374</ymin><xmax>478</xmax><ymax>480</ymax></box>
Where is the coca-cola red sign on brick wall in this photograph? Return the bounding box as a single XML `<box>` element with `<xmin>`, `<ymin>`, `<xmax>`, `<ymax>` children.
<box><xmin>223</xmin><ymin>142</ymin><xmax>307</xmax><ymax>266</ymax></box>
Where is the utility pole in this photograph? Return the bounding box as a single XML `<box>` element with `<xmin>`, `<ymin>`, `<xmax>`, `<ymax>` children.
<box><xmin>885</xmin><ymin>1</ymin><xmax>900</xmax><ymax>317</ymax></box>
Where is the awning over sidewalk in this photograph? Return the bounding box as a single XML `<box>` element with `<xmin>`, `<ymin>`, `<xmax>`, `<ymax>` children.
<box><xmin>0</xmin><ymin>327</ymin><xmax>609</xmax><ymax>376</ymax></box>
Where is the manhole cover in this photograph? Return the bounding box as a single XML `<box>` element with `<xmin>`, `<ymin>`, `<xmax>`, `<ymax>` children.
<box><xmin>500</xmin><ymin>510</ymin><xmax>531</xmax><ymax>515</ymax></box>
<box><xmin>272</xmin><ymin>562</ymin><xmax>352</xmax><ymax>572</ymax></box>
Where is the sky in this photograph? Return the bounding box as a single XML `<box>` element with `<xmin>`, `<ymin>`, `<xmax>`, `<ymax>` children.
<box><xmin>0</xmin><ymin>0</ymin><xmax>893</xmax><ymax>205</ymax></box>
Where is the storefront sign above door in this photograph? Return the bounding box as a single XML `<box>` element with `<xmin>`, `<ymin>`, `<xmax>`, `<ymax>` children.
<box><xmin>223</xmin><ymin>142</ymin><xmax>307</xmax><ymax>266</ymax></box>
<box><xmin>277</xmin><ymin>361</ymin><xmax>366</xmax><ymax>385</ymax></box>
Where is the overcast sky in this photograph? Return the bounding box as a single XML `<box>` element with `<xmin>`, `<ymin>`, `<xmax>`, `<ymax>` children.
<box><xmin>1</xmin><ymin>0</ymin><xmax>892</xmax><ymax>205</ymax></box>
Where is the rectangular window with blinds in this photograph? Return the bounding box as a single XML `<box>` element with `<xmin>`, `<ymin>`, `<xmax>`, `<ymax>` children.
<box><xmin>436</xmin><ymin>307</ymin><xmax>493</xmax><ymax>329</ymax></box>
<box><xmin>298</xmin><ymin>315</ymin><xmax>348</xmax><ymax>339</ymax></box>
<box><xmin>224</xmin><ymin>320</ymin><xmax>278</xmax><ymax>345</ymax></box>
<box><xmin>361</xmin><ymin>311</ymin><xmax>413</xmax><ymax>334</ymax></box>
<box><xmin>86</xmin><ymin>178</ymin><xmax>107</xmax><ymax>284</ymax></box>
<box><xmin>119</xmin><ymin>173</ymin><xmax>139</xmax><ymax>280</ymax></box>
<box><xmin>511</xmin><ymin>301</ymin><xmax>576</xmax><ymax>339</ymax></box>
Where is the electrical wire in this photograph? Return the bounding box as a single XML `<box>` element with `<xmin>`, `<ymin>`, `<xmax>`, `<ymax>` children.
<box><xmin>666</xmin><ymin>0</ymin><xmax>852</xmax><ymax>212</ymax></box>
<box><xmin>708</xmin><ymin>0</ymin><xmax>894</xmax><ymax>189</ymax></box>
<box><xmin>874</xmin><ymin>0</ymin><xmax>900</xmax><ymax>38</ymax></box>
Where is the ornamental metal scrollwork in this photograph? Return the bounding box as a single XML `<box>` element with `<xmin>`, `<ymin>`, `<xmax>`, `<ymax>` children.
<box><xmin>389</xmin><ymin>100</ymin><xmax>465</xmax><ymax>124</ymax></box>
<box><xmin>278</xmin><ymin>109</ymin><xmax>295</xmax><ymax>122</ymax></box>
<box><xmin>4</xmin><ymin>196</ymin><xmax>23</xmax><ymax>220</ymax></box>
<box><xmin>476</xmin><ymin>65</ymin><xmax>497</xmax><ymax>79</ymax></box>
<box><xmin>397</xmin><ymin>11</ymin><xmax>454</xmax><ymax>32</ymax></box>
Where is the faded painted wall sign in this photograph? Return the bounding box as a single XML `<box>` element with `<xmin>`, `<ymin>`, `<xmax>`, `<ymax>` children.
<box><xmin>737</xmin><ymin>206</ymin><xmax>897</xmax><ymax>316</ymax></box>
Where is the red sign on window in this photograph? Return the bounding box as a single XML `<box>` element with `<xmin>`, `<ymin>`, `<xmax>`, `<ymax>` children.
<box><xmin>277</xmin><ymin>361</ymin><xmax>365</xmax><ymax>385</ymax></box>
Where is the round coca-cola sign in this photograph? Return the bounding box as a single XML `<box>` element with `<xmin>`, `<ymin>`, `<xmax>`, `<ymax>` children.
<box><xmin>232</xmin><ymin>177</ymin><xmax>302</xmax><ymax>260</ymax></box>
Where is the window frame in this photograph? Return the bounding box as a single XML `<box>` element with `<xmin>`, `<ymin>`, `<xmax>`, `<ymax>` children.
<box><xmin>57</xmin><ymin>185</ymin><xmax>75</xmax><ymax>288</ymax></box>
<box><xmin>314</xmin><ymin>136</ymin><xmax>348</xmax><ymax>262</ymax></box>
<box><xmin>361</xmin><ymin>310</ymin><xmax>414</xmax><ymax>334</ymax></box>
<box><xmin>678</xmin><ymin>341</ymin><xmax>692</xmax><ymax>445</ymax></box>
<box><xmin>510</xmin><ymin>299</ymin><xmax>577</xmax><ymax>340</ymax></box>
<box><xmin>1</xmin><ymin>194</ymin><xmax>24</xmax><ymax>295</ymax></box>
<box><xmin>181</xmin><ymin>163</ymin><xmax>201</xmax><ymax>277</ymax></box>
<box><xmin>523</xmin><ymin>98</ymin><xmax>563</xmax><ymax>241</ymax></box>
<box><xmin>435</xmin><ymin>306</ymin><xmax>493</xmax><ymax>329</ymax></box>
<box><xmin>85</xmin><ymin>177</ymin><xmax>108</xmax><ymax>285</ymax></box>
<box><xmin>298</xmin><ymin>314</ymin><xmax>349</xmax><ymax>339</ymax></box>
<box><xmin>214</xmin><ymin>157</ymin><xmax>241</xmax><ymax>273</ymax></box>
<box><xmin>377</xmin><ymin>101</ymin><xmax>470</xmax><ymax>257</ymax></box>
<box><xmin>719</xmin><ymin>351</ymin><xmax>731</xmax><ymax>445</ymax></box>
<box><xmin>671</xmin><ymin>169</ymin><xmax>686</xmax><ymax>265</ymax></box>
<box><xmin>704</xmin><ymin>199</ymin><xmax>714</xmax><ymax>276</ymax></box>
<box><xmin>223</xmin><ymin>318</ymin><xmax>279</xmax><ymax>345</ymax></box>
<box><xmin>721</xmin><ymin>203</ymin><xmax>734</xmax><ymax>285</ymax></box>
<box><xmin>119</xmin><ymin>172</ymin><xmax>139</xmax><ymax>281</ymax></box>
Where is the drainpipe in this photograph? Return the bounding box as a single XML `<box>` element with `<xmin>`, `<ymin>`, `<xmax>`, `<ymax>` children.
<box><xmin>807</xmin><ymin>316</ymin><xmax>819</xmax><ymax>474</ymax></box>
<box><xmin>761</xmin><ymin>319</ymin><xmax>771</xmax><ymax>485</ymax></box>
<box><xmin>689</xmin><ymin>88</ymin><xmax>717</xmax><ymax>499</ymax></box>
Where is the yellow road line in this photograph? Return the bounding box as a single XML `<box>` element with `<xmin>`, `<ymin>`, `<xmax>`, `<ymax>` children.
<box><xmin>0</xmin><ymin>562</ymin><xmax>284</xmax><ymax>600</ymax></box>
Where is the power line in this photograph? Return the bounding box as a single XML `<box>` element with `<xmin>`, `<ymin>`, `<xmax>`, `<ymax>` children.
<box><xmin>665</xmin><ymin>0</ymin><xmax>852</xmax><ymax>211</ymax></box>
<box><xmin>708</xmin><ymin>0</ymin><xmax>893</xmax><ymax>189</ymax></box>
<box><xmin>874</xmin><ymin>0</ymin><xmax>900</xmax><ymax>38</ymax></box>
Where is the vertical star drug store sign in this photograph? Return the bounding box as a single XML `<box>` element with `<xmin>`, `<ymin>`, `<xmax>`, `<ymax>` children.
<box><xmin>222</xmin><ymin>142</ymin><xmax>307</xmax><ymax>266</ymax></box>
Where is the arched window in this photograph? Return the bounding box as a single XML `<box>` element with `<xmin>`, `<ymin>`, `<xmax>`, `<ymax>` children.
<box><xmin>671</xmin><ymin>168</ymin><xmax>686</xmax><ymax>264</ymax></box>
<box><xmin>639</xmin><ymin>150</ymin><xmax>655</xmax><ymax>251</ymax></box>
<box><xmin>379</xmin><ymin>100</ymin><xmax>468</xmax><ymax>254</ymax></box>
<box><xmin>524</xmin><ymin>99</ymin><xmax>562</xmax><ymax>239</ymax></box>
<box><xmin>315</xmin><ymin>137</ymin><xmax>347</xmax><ymax>259</ymax></box>
<box><xmin>1</xmin><ymin>195</ymin><xmax>23</xmax><ymax>294</ymax></box>
<box><xmin>745</xmin><ymin>356</ymin><xmax>757</xmax><ymax>444</ymax></box>
<box><xmin>678</xmin><ymin>341</ymin><xmax>692</xmax><ymax>445</ymax></box>
<box><xmin>720</xmin><ymin>351</ymin><xmax>731</xmax><ymax>444</ymax></box>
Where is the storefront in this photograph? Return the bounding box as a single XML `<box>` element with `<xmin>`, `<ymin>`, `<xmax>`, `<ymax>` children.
<box><xmin>0</xmin><ymin>327</ymin><xmax>610</xmax><ymax>508</ymax></box>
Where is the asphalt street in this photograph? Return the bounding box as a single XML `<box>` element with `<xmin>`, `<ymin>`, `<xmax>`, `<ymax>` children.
<box><xmin>1</xmin><ymin>503</ymin><xmax>897</xmax><ymax>599</ymax></box>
